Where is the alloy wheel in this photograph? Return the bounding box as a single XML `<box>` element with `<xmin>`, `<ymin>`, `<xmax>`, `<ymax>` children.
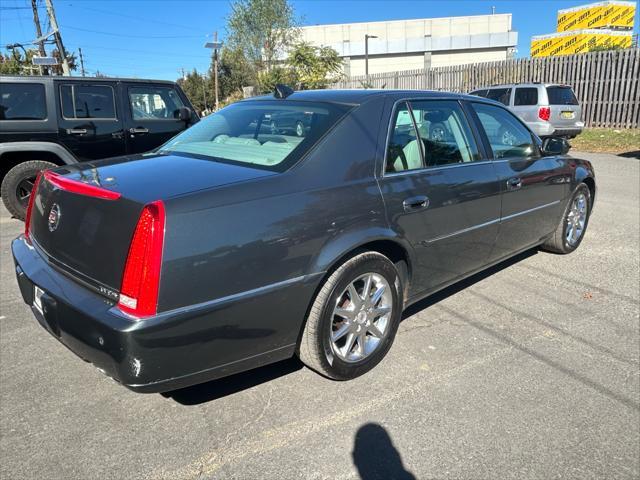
<box><xmin>16</xmin><ymin>175</ymin><xmax>36</xmax><ymax>208</ymax></box>
<box><xmin>330</xmin><ymin>273</ymin><xmax>393</xmax><ymax>363</ymax></box>
<box><xmin>566</xmin><ymin>192</ymin><xmax>588</xmax><ymax>246</ymax></box>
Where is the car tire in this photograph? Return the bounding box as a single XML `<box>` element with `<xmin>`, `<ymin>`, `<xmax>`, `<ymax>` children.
<box><xmin>1</xmin><ymin>160</ymin><xmax>57</xmax><ymax>221</ymax></box>
<box><xmin>295</xmin><ymin>121</ymin><xmax>305</xmax><ymax>137</ymax></box>
<box><xmin>297</xmin><ymin>252</ymin><xmax>403</xmax><ymax>380</ymax></box>
<box><xmin>542</xmin><ymin>183</ymin><xmax>592</xmax><ymax>254</ymax></box>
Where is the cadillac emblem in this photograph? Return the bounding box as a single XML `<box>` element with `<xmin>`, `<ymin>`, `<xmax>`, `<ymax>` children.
<box><xmin>48</xmin><ymin>203</ymin><xmax>61</xmax><ymax>232</ymax></box>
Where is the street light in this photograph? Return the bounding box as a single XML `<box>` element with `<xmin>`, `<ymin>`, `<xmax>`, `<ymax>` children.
<box><xmin>364</xmin><ymin>34</ymin><xmax>378</xmax><ymax>84</ymax></box>
<box><xmin>204</xmin><ymin>33</ymin><xmax>223</xmax><ymax>111</ymax></box>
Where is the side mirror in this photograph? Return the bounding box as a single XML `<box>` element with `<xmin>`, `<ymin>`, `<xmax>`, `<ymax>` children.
<box><xmin>542</xmin><ymin>137</ymin><xmax>571</xmax><ymax>156</ymax></box>
<box><xmin>178</xmin><ymin>106</ymin><xmax>192</xmax><ymax>123</ymax></box>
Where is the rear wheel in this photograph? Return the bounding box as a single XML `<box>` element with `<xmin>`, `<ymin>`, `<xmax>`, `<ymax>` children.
<box><xmin>298</xmin><ymin>252</ymin><xmax>403</xmax><ymax>380</ymax></box>
<box><xmin>1</xmin><ymin>160</ymin><xmax>56</xmax><ymax>220</ymax></box>
<box><xmin>542</xmin><ymin>183</ymin><xmax>591</xmax><ymax>254</ymax></box>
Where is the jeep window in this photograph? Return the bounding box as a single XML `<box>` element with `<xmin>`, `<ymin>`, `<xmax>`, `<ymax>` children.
<box><xmin>129</xmin><ymin>86</ymin><xmax>186</xmax><ymax>120</ymax></box>
<box><xmin>159</xmin><ymin>100</ymin><xmax>351</xmax><ymax>172</ymax></box>
<box><xmin>60</xmin><ymin>84</ymin><xmax>116</xmax><ymax>119</ymax></box>
<box><xmin>0</xmin><ymin>83</ymin><xmax>46</xmax><ymax>120</ymax></box>
<box><xmin>514</xmin><ymin>87</ymin><xmax>539</xmax><ymax>106</ymax></box>
<box><xmin>485</xmin><ymin>88</ymin><xmax>512</xmax><ymax>106</ymax></box>
<box><xmin>546</xmin><ymin>86</ymin><xmax>579</xmax><ymax>105</ymax></box>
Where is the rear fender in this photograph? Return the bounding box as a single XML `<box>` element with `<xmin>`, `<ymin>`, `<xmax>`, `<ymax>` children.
<box><xmin>0</xmin><ymin>142</ymin><xmax>77</xmax><ymax>165</ymax></box>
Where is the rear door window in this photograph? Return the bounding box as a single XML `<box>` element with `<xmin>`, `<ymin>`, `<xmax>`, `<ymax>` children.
<box><xmin>546</xmin><ymin>86</ymin><xmax>578</xmax><ymax>105</ymax></box>
<box><xmin>0</xmin><ymin>83</ymin><xmax>46</xmax><ymax>120</ymax></box>
<box><xmin>485</xmin><ymin>88</ymin><xmax>512</xmax><ymax>106</ymax></box>
<box><xmin>470</xmin><ymin>90</ymin><xmax>488</xmax><ymax>98</ymax></box>
<box><xmin>514</xmin><ymin>88</ymin><xmax>538</xmax><ymax>106</ymax></box>
<box><xmin>60</xmin><ymin>84</ymin><xmax>116</xmax><ymax>119</ymax></box>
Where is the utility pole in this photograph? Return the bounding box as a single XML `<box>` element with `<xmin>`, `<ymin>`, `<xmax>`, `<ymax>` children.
<box><xmin>78</xmin><ymin>47</ymin><xmax>86</xmax><ymax>76</ymax></box>
<box><xmin>214</xmin><ymin>32</ymin><xmax>219</xmax><ymax>111</ymax></box>
<box><xmin>44</xmin><ymin>0</ymin><xmax>70</xmax><ymax>75</ymax></box>
<box><xmin>364</xmin><ymin>34</ymin><xmax>378</xmax><ymax>85</ymax></box>
<box><xmin>30</xmin><ymin>0</ymin><xmax>47</xmax><ymax>75</ymax></box>
<box><xmin>204</xmin><ymin>32</ymin><xmax>223</xmax><ymax>111</ymax></box>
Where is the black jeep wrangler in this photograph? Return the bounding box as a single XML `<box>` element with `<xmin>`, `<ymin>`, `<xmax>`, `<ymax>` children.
<box><xmin>0</xmin><ymin>76</ymin><xmax>198</xmax><ymax>219</ymax></box>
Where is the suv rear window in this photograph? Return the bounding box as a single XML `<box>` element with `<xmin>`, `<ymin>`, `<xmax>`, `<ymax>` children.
<box><xmin>0</xmin><ymin>83</ymin><xmax>46</xmax><ymax>120</ymax></box>
<box><xmin>470</xmin><ymin>90</ymin><xmax>488</xmax><ymax>98</ymax></box>
<box><xmin>546</xmin><ymin>86</ymin><xmax>578</xmax><ymax>105</ymax></box>
<box><xmin>514</xmin><ymin>88</ymin><xmax>538</xmax><ymax>106</ymax></box>
<box><xmin>485</xmin><ymin>88</ymin><xmax>512</xmax><ymax>106</ymax></box>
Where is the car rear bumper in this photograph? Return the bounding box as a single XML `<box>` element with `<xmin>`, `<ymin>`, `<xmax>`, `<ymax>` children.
<box><xmin>12</xmin><ymin>236</ymin><xmax>315</xmax><ymax>393</ymax></box>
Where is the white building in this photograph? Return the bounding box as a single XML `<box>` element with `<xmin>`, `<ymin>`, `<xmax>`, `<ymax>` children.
<box><xmin>298</xmin><ymin>14</ymin><xmax>518</xmax><ymax>76</ymax></box>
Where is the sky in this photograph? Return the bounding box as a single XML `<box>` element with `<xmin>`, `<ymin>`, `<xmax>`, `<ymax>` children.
<box><xmin>1</xmin><ymin>0</ymin><xmax>638</xmax><ymax>80</ymax></box>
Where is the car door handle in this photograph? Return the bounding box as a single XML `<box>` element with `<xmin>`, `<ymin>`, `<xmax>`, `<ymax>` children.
<box><xmin>67</xmin><ymin>128</ymin><xmax>87</xmax><ymax>135</ymax></box>
<box><xmin>403</xmin><ymin>195</ymin><xmax>429</xmax><ymax>212</ymax></box>
<box><xmin>507</xmin><ymin>177</ymin><xmax>522</xmax><ymax>190</ymax></box>
<box><xmin>129</xmin><ymin>127</ymin><xmax>149</xmax><ymax>134</ymax></box>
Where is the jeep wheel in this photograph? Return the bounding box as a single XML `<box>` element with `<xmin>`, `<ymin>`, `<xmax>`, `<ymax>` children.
<box><xmin>1</xmin><ymin>160</ymin><xmax>57</xmax><ymax>220</ymax></box>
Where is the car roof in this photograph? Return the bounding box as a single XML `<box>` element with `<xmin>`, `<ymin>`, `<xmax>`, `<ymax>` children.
<box><xmin>245</xmin><ymin>88</ymin><xmax>474</xmax><ymax>105</ymax></box>
<box><xmin>0</xmin><ymin>75</ymin><xmax>178</xmax><ymax>85</ymax></box>
<box><xmin>477</xmin><ymin>83</ymin><xmax>572</xmax><ymax>89</ymax></box>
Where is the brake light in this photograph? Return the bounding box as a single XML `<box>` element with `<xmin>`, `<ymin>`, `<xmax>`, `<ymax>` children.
<box><xmin>24</xmin><ymin>171</ymin><xmax>43</xmax><ymax>243</ymax></box>
<box><xmin>43</xmin><ymin>171</ymin><xmax>121</xmax><ymax>200</ymax></box>
<box><xmin>118</xmin><ymin>201</ymin><xmax>166</xmax><ymax>318</ymax></box>
<box><xmin>539</xmin><ymin>107</ymin><xmax>551</xmax><ymax>121</ymax></box>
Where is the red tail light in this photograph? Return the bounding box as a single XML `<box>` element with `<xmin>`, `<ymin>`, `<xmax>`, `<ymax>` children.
<box><xmin>24</xmin><ymin>171</ymin><xmax>43</xmax><ymax>242</ymax></box>
<box><xmin>538</xmin><ymin>107</ymin><xmax>551</xmax><ymax>121</ymax></box>
<box><xmin>118</xmin><ymin>201</ymin><xmax>166</xmax><ymax>318</ymax></box>
<box><xmin>44</xmin><ymin>171</ymin><xmax>121</xmax><ymax>200</ymax></box>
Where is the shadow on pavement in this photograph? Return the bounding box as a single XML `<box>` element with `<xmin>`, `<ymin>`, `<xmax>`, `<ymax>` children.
<box><xmin>402</xmin><ymin>249</ymin><xmax>537</xmax><ymax>320</ymax></box>
<box><xmin>352</xmin><ymin>423</ymin><xmax>416</xmax><ymax>480</ymax></box>
<box><xmin>618</xmin><ymin>150</ymin><xmax>639</xmax><ymax>159</ymax></box>
<box><xmin>163</xmin><ymin>357</ymin><xmax>303</xmax><ymax>405</ymax></box>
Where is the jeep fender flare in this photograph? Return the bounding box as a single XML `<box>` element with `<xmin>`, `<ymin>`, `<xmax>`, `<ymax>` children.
<box><xmin>0</xmin><ymin>142</ymin><xmax>78</xmax><ymax>165</ymax></box>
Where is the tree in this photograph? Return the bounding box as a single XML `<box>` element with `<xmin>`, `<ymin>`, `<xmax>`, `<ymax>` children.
<box><xmin>177</xmin><ymin>69</ymin><xmax>212</xmax><ymax>113</ymax></box>
<box><xmin>0</xmin><ymin>47</ymin><xmax>76</xmax><ymax>76</ymax></box>
<box><xmin>287</xmin><ymin>42</ymin><xmax>343</xmax><ymax>89</ymax></box>
<box><xmin>218</xmin><ymin>47</ymin><xmax>255</xmax><ymax>99</ymax></box>
<box><xmin>226</xmin><ymin>0</ymin><xmax>299</xmax><ymax>73</ymax></box>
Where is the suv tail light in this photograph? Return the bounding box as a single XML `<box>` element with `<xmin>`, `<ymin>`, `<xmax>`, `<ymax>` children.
<box><xmin>24</xmin><ymin>171</ymin><xmax>43</xmax><ymax>243</ymax></box>
<box><xmin>538</xmin><ymin>107</ymin><xmax>551</xmax><ymax>121</ymax></box>
<box><xmin>118</xmin><ymin>201</ymin><xmax>166</xmax><ymax>318</ymax></box>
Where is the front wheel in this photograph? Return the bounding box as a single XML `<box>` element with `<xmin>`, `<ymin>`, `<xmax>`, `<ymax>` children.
<box><xmin>1</xmin><ymin>160</ymin><xmax>57</xmax><ymax>220</ymax></box>
<box><xmin>297</xmin><ymin>252</ymin><xmax>403</xmax><ymax>380</ymax></box>
<box><xmin>542</xmin><ymin>183</ymin><xmax>592</xmax><ymax>254</ymax></box>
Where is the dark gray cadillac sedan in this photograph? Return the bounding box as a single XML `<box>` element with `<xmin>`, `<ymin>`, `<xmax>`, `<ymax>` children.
<box><xmin>12</xmin><ymin>87</ymin><xmax>595</xmax><ymax>393</ymax></box>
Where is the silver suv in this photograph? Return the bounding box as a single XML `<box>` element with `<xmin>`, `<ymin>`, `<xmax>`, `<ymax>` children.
<box><xmin>470</xmin><ymin>83</ymin><xmax>584</xmax><ymax>139</ymax></box>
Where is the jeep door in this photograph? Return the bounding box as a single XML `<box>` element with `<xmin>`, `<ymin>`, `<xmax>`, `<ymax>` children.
<box><xmin>55</xmin><ymin>81</ymin><xmax>127</xmax><ymax>160</ymax></box>
<box><xmin>468</xmin><ymin>101</ymin><xmax>569</xmax><ymax>259</ymax></box>
<box><xmin>123</xmin><ymin>83</ymin><xmax>191</xmax><ymax>154</ymax></box>
<box><xmin>378</xmin><ymin>98</ymin><xmax>502</xmax><ymax>298</ymax></box>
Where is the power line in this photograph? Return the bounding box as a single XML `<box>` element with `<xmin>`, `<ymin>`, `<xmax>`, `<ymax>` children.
<box><xmin>61</xmin><ymin>24</ymin><xmax>204</xmax><ymax>39</ymax></box>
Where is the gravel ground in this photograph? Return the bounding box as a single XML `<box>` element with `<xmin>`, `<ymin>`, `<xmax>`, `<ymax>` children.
<box><xmin>0</xmin><ymin>151</ymin><xmax>638</xmax><ymax>480</ymax></box>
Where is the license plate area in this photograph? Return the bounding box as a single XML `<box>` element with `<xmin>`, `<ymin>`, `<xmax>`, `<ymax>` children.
<box><xmin>561</xmin><ymin>111</ymin><xmax>575</xmax><ymax>119</ymax></box>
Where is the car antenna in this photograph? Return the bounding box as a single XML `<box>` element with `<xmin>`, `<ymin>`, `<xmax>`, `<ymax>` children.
<box><xmin>274</xmin><ymin>84</ymin><xmax>294</xmax><ymax>99</ymax></box>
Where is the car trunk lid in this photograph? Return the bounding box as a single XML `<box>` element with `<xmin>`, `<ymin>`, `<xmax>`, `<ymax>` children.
<box><xmin>28</xmin><ymin>153</ymin><xmax>275</xmax><ymax>297</ymax></box>
<box><xmin>546</xmin><ymin>85</ymin><xmax>582</xmax><ymax>127</ymax></box>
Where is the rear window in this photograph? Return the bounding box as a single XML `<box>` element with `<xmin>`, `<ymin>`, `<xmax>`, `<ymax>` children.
<box><xmin>546</xmin><ymin>86</ymin><xmax>578</xmax><ymax>105</ymax></box>
<box><xmin>514</xmin><ymin>88</ymin><xmax>539</xmax><ymax>106</ymax></box>
<box><xmin>0</xmin><ymin>83</ymin><xmax>46</xmax><ymax>120</ymax></box>
<box><xmin>159</xmin><ymin>100</ymin><xmax>351</xmax><ymax>172</ymax></box>
<box><xmin>470</xmin><ymin>90</ymin><xmax>488</xmax><ymax>98</ymax></box>
<box><xmin>485</xmin><ymin>88</ymin><xmax>512</xmax><ymax>106</ymax></box>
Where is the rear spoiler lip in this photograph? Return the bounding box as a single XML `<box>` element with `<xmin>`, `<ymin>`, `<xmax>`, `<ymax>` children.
<box><xmin>44</xmin><ymin>171</ymin><xmax>122</xmax><ymax>200</ymax></box>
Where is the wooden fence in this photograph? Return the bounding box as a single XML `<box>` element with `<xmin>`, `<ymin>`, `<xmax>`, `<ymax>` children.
<box><xmin>331</xmin><ymin>49</ymin><xmax>640</xmax><ymax>129</ymax></box>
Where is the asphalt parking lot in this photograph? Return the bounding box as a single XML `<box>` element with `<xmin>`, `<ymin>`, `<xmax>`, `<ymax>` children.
<box><xmin>1</xmin><ymin>151</ymin><xmax>638</xmax><ymax>480</ymax></box>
